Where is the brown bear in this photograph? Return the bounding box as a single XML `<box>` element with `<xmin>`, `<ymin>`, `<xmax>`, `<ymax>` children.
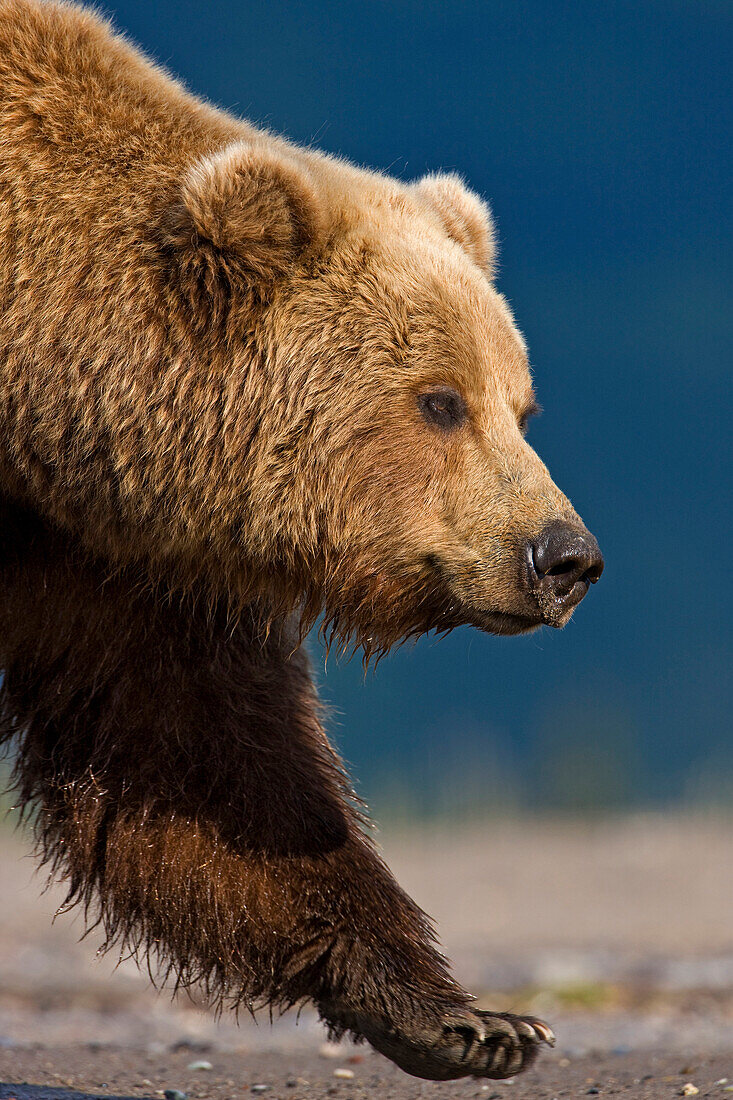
<box><xmin>0</xmin><ymin>0</ymin><xmax>603</xmax><ymax>1083</ymax></box>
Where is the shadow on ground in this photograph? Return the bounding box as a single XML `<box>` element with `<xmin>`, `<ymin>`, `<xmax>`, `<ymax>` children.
<box><xmin>0</xmin><ymin>1088</ymin><xmax>149</xmax><ymax>1100</ymax></box>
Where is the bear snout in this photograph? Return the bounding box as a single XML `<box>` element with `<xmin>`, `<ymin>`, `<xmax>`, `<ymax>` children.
<box><xmin>525</xmin><ymin>521</ymin><xmax>604</xmax><ymax>625</ymax></box>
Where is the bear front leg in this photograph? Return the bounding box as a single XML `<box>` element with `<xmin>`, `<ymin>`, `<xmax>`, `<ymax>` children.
<box><xmin>0</xmin><ymin>506</ymin><xmax>552</xmax><ymax>1080</ymax></box>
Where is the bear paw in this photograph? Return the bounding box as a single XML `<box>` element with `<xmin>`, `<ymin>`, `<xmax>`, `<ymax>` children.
<box><xmin>365</xmin><ymin>1007</ymin><xmax>554</xmax><ymax>1081</ymax></box>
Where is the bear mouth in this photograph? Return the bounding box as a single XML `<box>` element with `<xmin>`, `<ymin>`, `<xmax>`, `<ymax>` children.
<box><xmin>422</xmin><ymin>555</ymin><xmax>545</xmax><ymax>637</ymax></box>
<box><xmin>459</xmin><ymin>605</ymin><xmax>545</xmax><ymax>636</ymax></box>
<box><xmin>423</xmin><ymin>592</ymin><xmax>545</xmax><ymax>637</ymax></box>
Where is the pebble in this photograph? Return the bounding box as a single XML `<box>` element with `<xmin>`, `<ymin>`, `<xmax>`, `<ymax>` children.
<box><xmin>680</xmin><ymin>1087</ymin><xmax>699</xmax><ymax>1097</ymax></box>
<box><xmin>170</xmin><ymin>1040</ymin><xmax>211</xmax><ymax>1054</ymax></box>
<box><xmin>163</xmin><ymin>1091</ymin><xmax>187</xmax><ymax>1100</ymax></box>
<box><xmin>186</xmin><ymin>1060</ymin><xmax>213</xmax><ymax>1071</ymax></box>
<box><xmin>334</xmin><ymin>1068</ymin><xmax>355</xmax><ymax>1079</ymax></box>
<box><xmin>715</xmin><ymin>1082</ymin><xmax>729</xmax><ymax>1088</ymax></box>
<box><xmin>251</xmin><ymin>1087</ymin><xmax>271</xmax><ymax>1094</ymax></box>
<box><xmin>320</xmin><ymin>1041</ymin><xmax>346</xmax><ymax>1058</ymax></box>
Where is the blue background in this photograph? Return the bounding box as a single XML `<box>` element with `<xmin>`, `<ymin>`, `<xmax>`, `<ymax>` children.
<box><xmin>105</xmin><ymin>0</ymin><xmax>731</xmax><ymax>813</ymax></box>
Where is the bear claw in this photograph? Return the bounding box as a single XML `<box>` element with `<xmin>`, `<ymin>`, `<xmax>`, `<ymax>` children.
<box><xmin>452</xmin><ymin>1010</ymin><xmax>554</xmax><ymax>1079</ymax></box>
<box><xmin>362</xmin><ymin>1007</ymin><xmax>554</xmax><ymax>1081</ymax></box>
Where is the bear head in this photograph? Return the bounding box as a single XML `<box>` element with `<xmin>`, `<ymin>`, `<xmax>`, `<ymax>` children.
<box><xmin>163</xmin><ymin>141</ymin><xmax>603</xmax><ymax>655</ymax></box>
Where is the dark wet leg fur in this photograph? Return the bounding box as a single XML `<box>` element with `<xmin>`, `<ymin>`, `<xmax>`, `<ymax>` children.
<box><xmin>0</xmin><ymin>503</ymin><xmax>553</xmax><ymax>1081</ymax></box>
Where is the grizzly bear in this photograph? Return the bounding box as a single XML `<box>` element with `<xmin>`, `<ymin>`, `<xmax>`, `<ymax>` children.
<box><xmin>0</xmin><ymin>0</ymin><xmax>603</xmax><ymax>1083</ymax></box>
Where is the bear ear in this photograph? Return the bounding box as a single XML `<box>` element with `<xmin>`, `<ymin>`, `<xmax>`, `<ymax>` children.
<box><xmin>164</xmin><ymin>142</ymin><xmax>326</xmax><ymax>300</ymax></box>
<box><xmin>413</xmin><ymin>172</ymin><xmax>497</xmax><ymax>276</ymax></box>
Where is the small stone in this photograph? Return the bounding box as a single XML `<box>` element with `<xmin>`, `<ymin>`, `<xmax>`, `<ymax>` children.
<box><xmin>715</xmin><ymin>1082</ymin><xmax>729</xmax><ymax>1087</ymax></box>
<box><xmin>163</xmin><ymin>1091</ymin><xmax>187</xmax><ymax>1100</ymax></box>
<box><xmin>587</xmin><ymin>1090</ymin><xmax>600</xmax><ymax>1096</ymax></box>
<box><xmin>680</xmin><ymin>1087</ymin><xmax>699</xmax><ymax>1097</ymax></box>
<box><xmin>251</xmin><ymin>1087</ymin><xmax>271</xmax><ymax>1094</ymax></box>
<box><xmin>320</xmin><ymin>1041</ymin><xmax>345</xmax><ymax>1058</ymax></box>
<box><xmin>186</xmin><ymin>1060</ymin><xmax>213</xmax><ymax>1072</ymax></box>
<box><xmin>334</xmin><ymin>1068</ymin><xmax>354</xmax><ymax>1079</ymax></box>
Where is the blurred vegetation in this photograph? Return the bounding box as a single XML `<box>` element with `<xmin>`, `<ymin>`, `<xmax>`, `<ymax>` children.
<box><xmin>529</xmin><ymin>699</ymin><xmax>643</xmax><ymax>813</ymax></box>
<box><xmin>344</xmin><ymin>696</ymin><xmax>733</xmax><ymax>822</ymax></box>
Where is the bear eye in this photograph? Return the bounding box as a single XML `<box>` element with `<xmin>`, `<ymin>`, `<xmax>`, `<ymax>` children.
<box><xmin>418</xmin><ymin>387</ymin><xmax>467</xmax><ymax>431</ymax></box>
<box><xmin>518</xmin><ymin>399</ymin><xmax>541</xmax><ymax>435</ymax></box>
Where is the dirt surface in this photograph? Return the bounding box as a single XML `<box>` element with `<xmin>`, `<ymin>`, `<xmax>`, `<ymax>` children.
<box><xmin>1</xmin><ymin>815</ymin><xmax>731</xmax><ymax>1099</ymax></box>
<box><xmin>1</xmin><ymin>1045</ymin><xmax>732</xmax><ymax>1100</ymax></box>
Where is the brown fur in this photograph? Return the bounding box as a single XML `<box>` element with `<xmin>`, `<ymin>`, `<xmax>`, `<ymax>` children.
<box><xmin>0</xmin><ymin>503</ymin><xmax>465</xmax><ymax>1031</ymax></box>
<box><xmin>0</xmin><ymin>0</ymin><xmax>597</xmax><ymax>1081</ymax></box>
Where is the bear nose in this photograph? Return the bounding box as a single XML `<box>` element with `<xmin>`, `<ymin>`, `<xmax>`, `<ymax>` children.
<box><xmin>527</xmin><ymin>521</ymin><xmax>604</xmax><ymax>613</ymax></box>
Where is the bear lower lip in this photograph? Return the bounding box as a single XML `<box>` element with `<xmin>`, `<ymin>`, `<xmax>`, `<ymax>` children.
<box><xmin>461</xmin><ymin>606</ymin><xmax>545</xmax><ymax>636</ymax></box>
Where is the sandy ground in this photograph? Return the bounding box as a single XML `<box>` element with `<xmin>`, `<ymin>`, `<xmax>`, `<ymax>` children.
<box><xmin>1</xmin><ymin>814</ymin><xmax>732</xmax><ymax>1098</ymax></box>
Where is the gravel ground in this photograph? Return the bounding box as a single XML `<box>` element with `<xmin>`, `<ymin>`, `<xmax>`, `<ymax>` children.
<box><xmin>1</xmin><ymin>815</ymin><xmax>731</xmax><ymax>1099</ymax></box>
<box><xmin>1</xmin><ymin>1045</ymin><xmax>732</xmax><ymax>1100</ymax></box>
